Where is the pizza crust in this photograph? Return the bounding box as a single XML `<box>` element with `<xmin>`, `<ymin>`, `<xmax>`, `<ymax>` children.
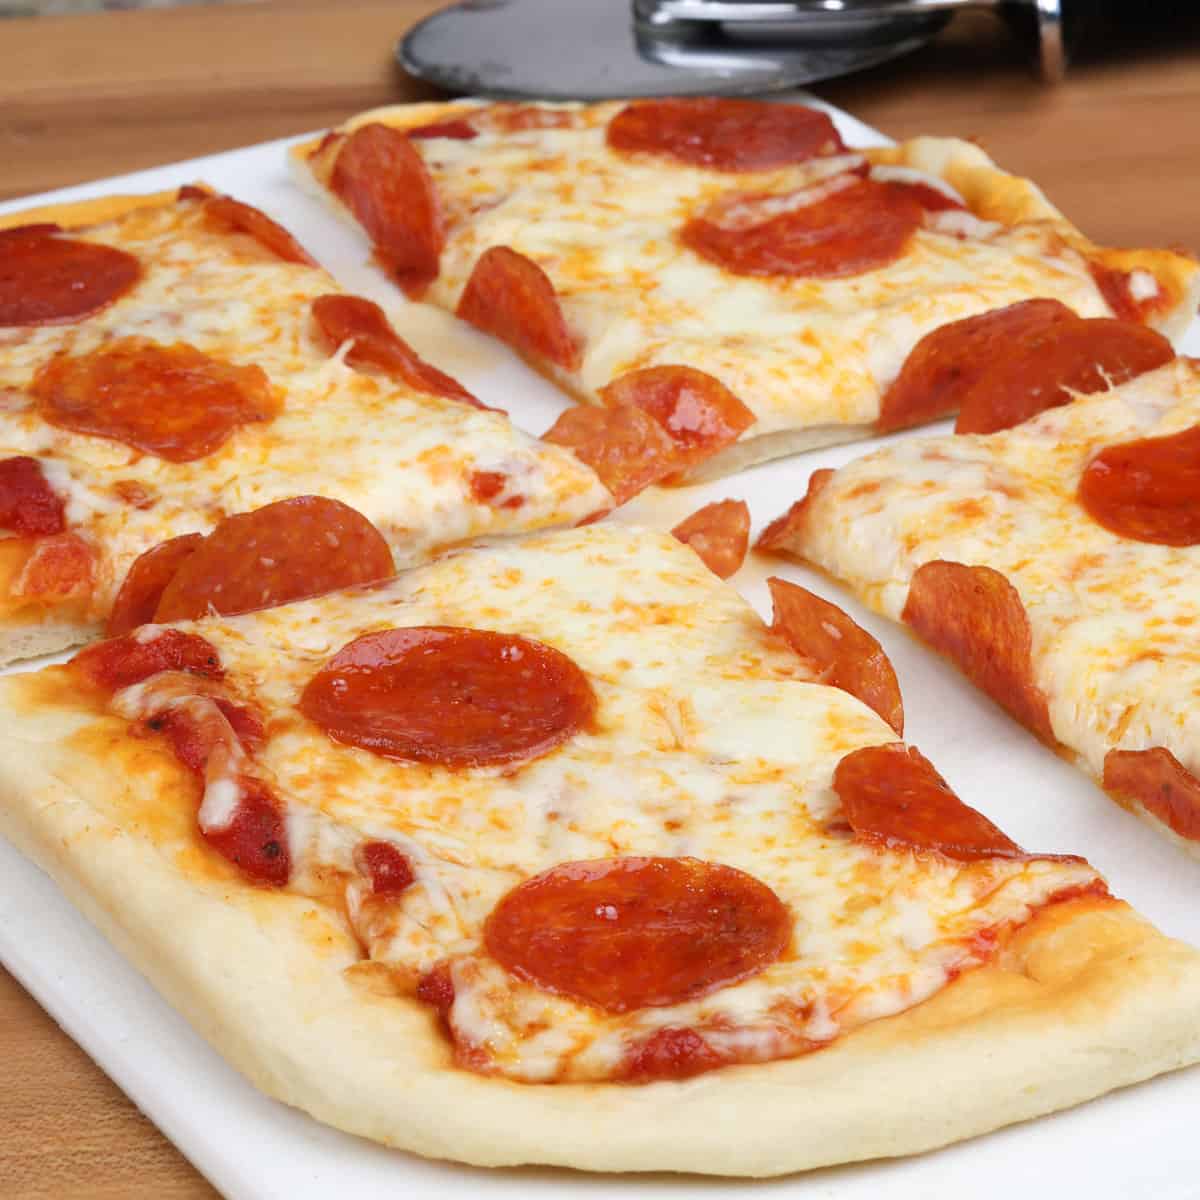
<box><xmin>1</xmin><ymin>673</ymin><xmax>1197</xmax><ymax>1176</ymax></box>
<box><xmin>0</xmin><ymin>190</ymin><xmax>182</xmax><ymax>232</ymax></box>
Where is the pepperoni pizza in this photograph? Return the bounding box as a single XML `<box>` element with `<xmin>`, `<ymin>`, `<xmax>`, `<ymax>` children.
<box><xmin>762</xmin><ymin>355</ymin><xmax>1200</xmax><ymax>857</ymax></box>
<box><xmin>0</xmin><ymin>189</ymin><xmax>608</xmax><ymax>665</ymax></box>
<box><xmin>0</xmin><ymin>523</ymin><xmax>1197</xmax><ymax>1174</ymax></box>
<box><xmin>293</xmin><ymin>98</ymin><xmax>1200</xmax><ymax>482</ymax></box>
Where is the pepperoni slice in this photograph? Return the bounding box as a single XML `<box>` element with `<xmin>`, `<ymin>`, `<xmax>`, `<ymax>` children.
<box><xmin>599</xmin><ymin>365</ymin><xmax>755</xmax><ymax>480</ymax></box>
<box><xmin>0</xmin><ymin>223</ymin><xmax>62</xmax><ymax>244</ymax></box>
<box><xmin>1104</xmin><ymin>747</ymin><xmax>1200</xmax><ymax>842</ymax></box>
<box><xmin>358</xmin><ymin>841</ymin><xmax>415</xmax><ymax>896</ymax></box>
<box><xmin>542</xmin><ymin>404</ymin><xmax>677</xmax><ymax>505</ymax></box>
<box><xmin>0</xmin><ymin>457</ymin><xmax>65</xmax><ymax>536</ymax></box>
<box><xmin>144</xmin><ymin>698</ymin><xmax>263</xmax><ymax>775</ymax></box>
<box><xmin>33</xmin><ymin>338</ymin><xmax>276</xmax><ymax>462</ymax></box>
<box><xmin>468</xmin><ymin>469</ymin><xmax>524</xmax><ymax>509</ymax></box>
<box><xmin>310</xmin><ymin>294</ymin><xmax>485</xmax><ymax>409</ymax></box>
<box><xmin>199</xmin><ymin>195</ymin><xmax>317</xmax><ymax>266</ymax></box>
<box><xmin>680</xmin><ymin>177</ymin><xmax>928</xmax><ymax>280</ymax></box>
<box><xmin>154</xmin><ymin>496</ymin><xmax>394</xmax><ymax>623</ymax></box>
<box><xmin>407</xmin><ymin>119</ymin><xmax>478</xmax><ymax>141</ymax></box>
<box><xmin>300</xmin><ymin>626</ymin><xmax>596</xmax><ymax>768</ymax></box>
<box><xmin>202</xmin><ymin>777</ymin><xmax>290</xmax><ymax>887</ymax></box>
<box><xmin>1078</xmin><ymin>424</ymin><xmax>1200</xmax><ymax>546</ymax></box>
<box><xmin>834</xmin><ymin>743</ymin><xmax>1023</xmax><ymax>861</ymax></box>
<box><xmin>107</xmin><ymin>533</ymin><xmax>205</xmax><ymax>637</ymax></box>
<box><xmin>14</xmin><ymin>532</ymin><xmax>94</xmax><ymax>600</ymax></box>
<box><xmin>607</xmin><ymin>98</ymin><xmax>845</xmax><ymax>171</ymax></box>
<box><xmin>621</xmin><ymin>1028</ymin><xmax>724</xmax><ymax>1083</ymax></box>
<box><xmin>768</xmin><ymin>578</ymin><xmax>903</xmax><ymax>735</ymax></box>
<box><xmin>331</xmin><ymin>123</ymin><xmax>444</xmax><ymax>296</ymax></box>
<box><xmin>0</xmin><ymin>230</ymin><xmax>140</xmax><ymax>327</ymax></box>
<box><xmin>457</xmin><ymin>246</ymin><xmax>579</xmax><ymax>372</ymax></box>
<box><xmin>671</xmin><ymin>499</ymin><xmax>750</xmax><ymax>579</ymax></box>
<box><xmin>73</xmin><ymin>629</ymin><xmax>224</xmax><ymax>692</ymax></box>
<box><xmin>902</xmin><ymin>561</ymin><xmax>1055</xmax><ymax>744</ymax></box>
<box><xmin>877</xmin><ymin>299</ymin><xmax>1076</xmax><ymax>433</ymax></box>
<box><xmin>484</xmin><ymin>856</ymin><xmax>791</xmax><ymax>1013</ymax></box>
<box><xmin>756</xmin><ymin>468</ymin><xmax>835</xmax><ymax>554</ymax></box>
<box><xmin>1089</xmin><ymin>261</ymin><xmax>1168</xmax><ymax>325</ymax></box>
<box><xmin>475</xmin><ymin>104</ymin><xmax>577</xmax><ymax>133</ymax></box>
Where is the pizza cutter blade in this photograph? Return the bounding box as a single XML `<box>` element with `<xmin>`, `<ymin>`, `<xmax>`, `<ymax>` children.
<box><xmin>398</xmin><ymin>0</ymin><xmax>950</xmax><ymax>99</ymax></box>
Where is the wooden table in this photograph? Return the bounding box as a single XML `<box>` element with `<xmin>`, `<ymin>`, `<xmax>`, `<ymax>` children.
<box><xmin>0</xmin><ymin>4</ymin><xmax>1197</xmax><ymax>1197</ymax></box>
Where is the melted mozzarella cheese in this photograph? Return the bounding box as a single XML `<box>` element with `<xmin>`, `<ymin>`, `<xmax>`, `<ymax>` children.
<box><xmin>325</xmin><ymin>102</ymin><xmax>1124</xmax><ymax>441</ymax></box>
<box><xmin>797</xmin><ymin>358</ymin><xmax>1200</xmax><ymax>787</ymax></box>
<box><xmin>0</xmin><ymin>200</ymin><xmax>608</xmax><ymax>621</ymax></box>
<box><xmin>134</xmin><ymin>525</ymin><xmax>1097</xmax><ymax>1082</ymax></box>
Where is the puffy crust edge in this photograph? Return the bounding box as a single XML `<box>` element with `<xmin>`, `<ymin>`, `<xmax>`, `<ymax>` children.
<box><xmin>0</xmin><ymin>189</ymin><xmax>182</xmax><ymax>232</ymax></box>
<box><xmin>1</xmin><ymin>671</ymin><xmax>1199</xmax><ymax>1177</ymax></box>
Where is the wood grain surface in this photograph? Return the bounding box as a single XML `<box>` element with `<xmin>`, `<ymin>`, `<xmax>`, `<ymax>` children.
<box><xmin>0</xmin><ymin>3</ymin><xmax>1197</xmax><ymax>1198</ymax></box>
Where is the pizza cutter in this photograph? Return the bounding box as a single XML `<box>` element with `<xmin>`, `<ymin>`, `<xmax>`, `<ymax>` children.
<box><xmin>398</xmin><ymin>0</ymin><xmax>1068</xmax><ymax>100</ymax></box>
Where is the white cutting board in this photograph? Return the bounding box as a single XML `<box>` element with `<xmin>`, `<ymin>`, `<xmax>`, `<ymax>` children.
<box><xmin>1</xmin><ymin>100</ymin><xmax>1199</xmax><ymax>1200</ymax></box>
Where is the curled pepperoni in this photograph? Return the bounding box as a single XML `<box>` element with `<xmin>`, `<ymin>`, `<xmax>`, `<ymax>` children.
<box><xmin>542</xmin><ymin>404</ymin><xmax>676</xmax><ymax>505</ymax></box>
<box><xmin>73</xmin><ymin>629</ymin><xmax>224</xmax><ymax>692</ymax></box>
<box><xmin>0</xmin><ymin>230</ymin><xmax>140</xmax><ymax>326</ymax></box>
<box><xmin>332</xmin><ymin>123</ymin><xmax>444</xmax><ymax>296</ymax></box>
<box><xmin>680</xmin><ymin>177</ymin><xmax>929</xmax><ymax>280</ymax></box>
<box><xmin>457</xmin><ymin>246</ymin><xmax>579</xmax><ymax>371</ymax></box>
<box><xmin>14</xmin><ymin>532</ymin><xmax>94</xmax><ymax>600</ymax></box>
<box><xmin>834</xmin><ymin>743</ymin><xmax>1023</xmax><ymax>861</ymax></box>
<box><xmin>757</xmin><ymin>468</ymin><xmax>835</xmax><ymax>554</ymax></box>
<box><xmin>878</xmin><ymin>300</ymin><xmax>1076</xmax><ymax>433</ymax></box>
<box><xmin>671</xmin><ymin>499</ymin><xmax>749</xmax><ymax>579</ymax></box>
<box><xmin>1078</xmin><ymin>424</ymin><xmax>1200</xmax><ymax>546</ymax></box>
<box><xmin>198</xmin><ymin>195</ymin><xmax>316</xmax><ymax>266</ymax></box>
<box><xmin>154</xmin><ymin>496</ymin><xmax>395</xmax><ymax>623</ymax></box>
<box><xmin>485</xmin><ymin>856</ymin><xmax>790</xmax><ymax>1013</ymax></box>
<box><xmin>300</xmin><ymin>626</ymin><xmax>596</xmax><ymax>768</ymax></box>
<box><xmin>107</xmin><ymin>533</ymin><xmax>205</xmax><ymax>637</ymax></box>
<box><xmin>144</xmin><ymin>699</ymin><xmax>263</xmax><ymax>775</ymax></box>
<box><xmin>202</xmin><ymin>777</ymin><xmax>289</xmax><ymax>887</ymax></box>
<box><xmin>408</xmin><ymin>119</ymin><xmax>478</xmax><ymax>140</ymax></box>
<box><xmin>0</xmin><ymin>457</ymin><xmax>65</xmax><ymax>536</ymax></box>
<box><xmin>607</xmin><ymin>98</ymin><xmax>844</xmax><ymax>171</ymax></box>
<box><xmin>621</xmin><ymin>1028</ymin><xmax>724</xmax><ymax>1083</ymax></box>
<box><xmin>33</xmin><ymin>338</ymin><xmax>276</xmax><ymax>462</ymax></box>
<box><xmin>769</xmin><ymin>578</ymin><xmax>903</xmax><ymax>735</ymax></box>
<box><xmin>599</xmin><ymin>365</ymin><xmax>755</xmax><ymax>480</ymax></box>
<box><xmin>358</xmin><ymin>842</ymin><xmax>415</xmax><ymax>896</ymax></box>
<box><xmin>1104</xmin><ymin>747</ymin><xmax>1200</xmax><ymax>842</ymax></box>
<box><xmin>902</xmin><ymin>561</ymin><xmax>1055</xmax><ymax>744</ymax></box>
<box><xmin>310</xmin><ymin>294</ymin><xmax>485</xmax><ymax>408</ymax></box>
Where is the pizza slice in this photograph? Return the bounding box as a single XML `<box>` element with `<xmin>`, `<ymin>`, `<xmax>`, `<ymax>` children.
<box><xmin>292</xmin><ymin>98</ymin><xmax>1199</xmax><ymax>480</ymax></box>
<box><xmin>762</xmin><ymin>355</ymin><xmax>1200</xmax><ymax>857</ymax></box>
<box><xmin>1</xmin><ymin>522</ymin><xmax>1196</xmax><ymax>1175</ymax></box>
<box><xmin>0</xmin><ymin>189</ymin><xmax>609</xmax><ymax>665</ymax></box>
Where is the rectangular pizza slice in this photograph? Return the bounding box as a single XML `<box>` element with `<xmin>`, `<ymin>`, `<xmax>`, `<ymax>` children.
<box><xmin>0</xmin><ymin>189</ymin><xmax>609</xmax><ymax>665</ymax></box>
<box><xmin>761</xmin><ymin>356</ymin><xmax>1200</xmax><ymax>858</ymax></box>
<box><xmin>292</xmin><ymin>98</ymin><xmax>1200</xmax><ymax>481</ymax></box>
<box><xmin>1</xmin><ymin>522</ymin><xmax>1197</xmax><ymax>1175</ymax></box>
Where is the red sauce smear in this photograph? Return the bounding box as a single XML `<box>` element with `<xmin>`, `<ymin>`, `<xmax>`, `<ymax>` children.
<box><xmin>0</xmin><ymin>456</ymin><xmax>66</xmax><ymax>536</ymax></box>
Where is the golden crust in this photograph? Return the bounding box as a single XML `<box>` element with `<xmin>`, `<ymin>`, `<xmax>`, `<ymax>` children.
<box><xmin>0</xmin><ymin>189</ymin><xmax>184</xmax><ymax>232</ymax></box>
<box><xmin>1</xmin><ymin>664</ymin><xmax>1198</xmax><ymax>1176</ymax></box>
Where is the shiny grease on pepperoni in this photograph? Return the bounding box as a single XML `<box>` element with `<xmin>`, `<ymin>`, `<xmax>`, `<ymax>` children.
<box><xmin>607</xmin><ymin>98</ymin><xmax>845</xmax><ymax>171</ymax></box>
<box><xmin>311</xmin><ymin>294</ymin><xmax>486</xmax><ymax>408</ymax></box>
<box><xmin>1078</xmin><ymin>424</ymin><xmax>1200</xmax><ymax>546</ymax></box>
<box><xmin>672</xmin><ymin>499</ymin><xmax>750</xmax><ymax>579</ymax></box>
<box><xmin>1104</xmin><ymin>747</ymin><xmax>1200</xmax><ymax>842</ymax></box>
<box><xmin>484</xmin><ymin>856</ymin><xmax>790</xmax><ymax>1013</ymax></box>
<box><xmin>457</xmin><ymin>246</ymin><xmax>580</xmax><ymax>371</ymax></box>
<box><xmin>768</xmin><ymin>577</ymin><xmax>903</xmax><ymax>735</ymax></box>
<box><xmin>33</xmin><ymin>338</ymin><xmax>276</xmax><ymax>462</ymax></box>
<box><xmin>300</xmin><ymin>626</ymin><xmax>596</xmax><ymax>768</ymax></box>
<box><xmin>902</xmin><ymin>561</ymin><xmax>1055</xmax><ymax>744</ymax></box>
<box><xmin>107</xmin><ymin>533</ymin><xmax>205</xmax><ymax>637</ymax></box>
<box><xmin>680</xmin><ymin>176</ymin><xmax>934</xmax><ymax>280</ymax></box>
<box><xmin>73</xmin><ymin>629</ymin><xmax>224</xmax><ymax>691</ymax></box>
<box><xmin>153</xmin><ymin>496</ymin><xmax>395</xmax><ymax>623</ymax></box>
<box><xmin>834</xmin><ymin>743</ymin><xmax>1024</xmax><ymax>861</ymax></box>
<box><xmin>0</xmin><ymin>456</ymin><xmax>65</xmax><ymax>536</ymax></box>
<box><xmin>0</xmin><ymin>228</ymin><xmax>141</xmax><ymax>326</ymax></box>
<box><xmin>332</xmin><ymin>123</ymin><xmax>444</xmax><ymax>296</ymax></box>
